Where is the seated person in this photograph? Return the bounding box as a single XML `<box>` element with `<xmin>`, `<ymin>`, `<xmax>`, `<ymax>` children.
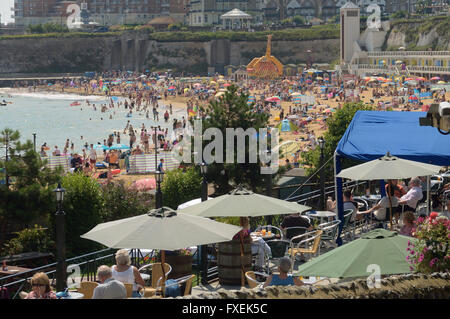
<box><xmin>342</xmin><ymin>190</ymin><xmax>358</xmax><ymax>222</ymax></box>
<box><xmin>280</xmin><ymin>213</ymin><xmax>313</xmax><ymax>240</ymax></box>
<box><xmin>22</xmin><ymin>272</ymin><xmax>57</xmax><ymax>299</ymax></box>
<box><xmin>398</xmin><ymin>211</ymin><xmax>416</xmax><ymax>237</ymax></box>
<box><xmin>233</xmin><ymin>217</ymin><xmax>251</xmax><ymax>240</ymax></box>
<box><xmin>263</xmin><ymin>257</ymin><xmax>304</xmax><ymax>287</ymax></box>
<box><xmin>108</xmin><ymin>150</ymin><xmax>119</xmax><ymax>168</ymax></box>
<box><xmin>359</xmin><ymin>196</ymin><xmax>399</xmax><ymax>222</ymax></box>
<box><xmin>92</xmin><ymin>265</ymin><xmax>127</xmax><ymax>299</ymax></box>
<box><xmin>397</xmin><ymin>177</ymin><xmax>423</xmax><ymax>213</ymax></box>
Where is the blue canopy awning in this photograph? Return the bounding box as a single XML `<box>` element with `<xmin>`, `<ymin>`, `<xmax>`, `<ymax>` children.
<box><xmin>336</xmin><ymin>111</ymin><xmax>450</xmax><ymax>166</ymax></box>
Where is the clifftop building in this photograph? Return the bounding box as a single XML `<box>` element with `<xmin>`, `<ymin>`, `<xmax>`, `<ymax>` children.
<box><xmin>13</xmin><ymin>0</ymin><xmax>189</xmax><ymax>26</ymax></box>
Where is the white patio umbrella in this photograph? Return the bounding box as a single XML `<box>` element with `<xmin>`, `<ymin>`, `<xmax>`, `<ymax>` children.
<box><xmin>336</xmin><ymin>152</ymin><xmax>442</xmax><ymax>228</ymax></box>
<box><xmin>81</xmin><ymin>207</ymin><xmax>241</xmax><ymax>250</ymax></box>
<box><xmin>180</xmin><ymin>186</ymin><xmax>311</xmax><ymax>285</ymax></box>
<box><xmin>177</xmin><ymin>197</ymin><xmax>213</xmax><ymax>210</ymax></box>
<box><xmin>81</xmin><ymin>207</ymin><xmax>241</xmax><ymax>295</ymax></box>
<box><xmin>180</xmin><ymin>186</ymin><xmax>311</xmax><ymax>217</ymax></box>
<box><xmin>336</xmin><ymin>152</ymin><xmax>441</xmax><ymax>180</ymax></box>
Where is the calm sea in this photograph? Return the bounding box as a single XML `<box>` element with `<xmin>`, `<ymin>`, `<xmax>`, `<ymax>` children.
<box><xmin>0</xmin><ymin>89</ymin><xmax>185</xmax><ymax>153</ymax></box>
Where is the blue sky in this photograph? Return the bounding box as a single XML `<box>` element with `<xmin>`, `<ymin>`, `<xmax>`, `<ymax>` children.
<box><xmin>0</xmin><ymin>0</ymin><xmax>14</xmax><ymax>24</ymax></box>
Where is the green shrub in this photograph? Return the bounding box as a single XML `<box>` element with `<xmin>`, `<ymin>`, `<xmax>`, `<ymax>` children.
<box><xmin>49</xmin><ymin>173</ymin><xmax>104</xmax><ymax>257</ymax></box>
<box><xmin>100</xmin><ymin>181</ymin><xmax>154</xmax><ymax>222</ymax></box>
<box><xmin>1</xmin><ymin>225</ymin><xmax>54</xmax><ymax>256</ymax></box>
<box><xmin>161</xmin><ymin>167</ymin><xmax>202</xmax><ymax>210</ymax></box>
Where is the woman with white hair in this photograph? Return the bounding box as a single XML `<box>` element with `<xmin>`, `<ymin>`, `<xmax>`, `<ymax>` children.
<box><xmin>111</xmin><ymin>249</ymin><xmax>146</xmax><ymax>297</ymax></box>
<box><xmin>263</xmin><ymin>257</ymin><xmax>304</xmax><ymax>287</ymax></box>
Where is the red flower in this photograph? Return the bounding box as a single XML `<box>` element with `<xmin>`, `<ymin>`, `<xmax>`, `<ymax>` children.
<box><xmin>429</xmin><ymin>212</ymin><xmax>439</xmax><ymax>220</ymax></box>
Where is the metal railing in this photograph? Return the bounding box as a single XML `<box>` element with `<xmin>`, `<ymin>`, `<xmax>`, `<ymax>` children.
<box><xmin>367</xmin><ymin>51</ymin><xmax>450</xmax><ymax>57</ymax></box>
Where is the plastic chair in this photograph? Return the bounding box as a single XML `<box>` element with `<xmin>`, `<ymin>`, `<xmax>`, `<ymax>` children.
<box><xmin>288</xmin><ymin>230</ymin><xmax>323</xmax><ymax>271</ymax></box>
<box><xmin>157</xmin><ymin>274</ymin><xmax>195</xmax><ymax>297</ymax></box>
<box><xmin>124</xmin><ymin>283</ymin><xmax>133</xmax><ymax>298</ymax></box>
<box><xmin>265</xmin><ymin>240</ymin><xmax>290</xmax><ymax>273</ymax></box>
<box><xmin>284</xmin><ymin>226</ymin><xmax>310</xmax><ymax>243</ymax></box>
<box><xmin>78</xmin><ymin>281</ymin><xmax>98</xmax><ymax>299</ymax></box>
<box><xmin>138</xmin><ymin>262</ymin><xmax>172</xmax><ymax>289</ymax></box>
<box><xmin>340</xmin><ymin>210</ymin><xmax>355</xmax><ymax>241</ymax></box>
<box><xmin>318</xmin><ymin>220</ymin><xmax>341</xmax><ymax>249</ymax></box>
<box><xmin>245</xmin><ymin>271</ymin><xmax>269</xmax><ymax>289</ymax></box>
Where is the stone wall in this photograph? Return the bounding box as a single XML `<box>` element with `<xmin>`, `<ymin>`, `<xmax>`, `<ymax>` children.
<box><xmin>178</xmin><ymin>273</ymin><xmax>450</xmax><ymax>299</ymax></box>
<box><xmin>0</xmin><ymin>32</ymin><xmax>340</xmax><ymax>75</ymax></box>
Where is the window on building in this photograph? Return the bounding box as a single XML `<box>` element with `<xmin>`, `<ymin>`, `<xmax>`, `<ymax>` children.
<box><xmin>205</xmin><ymin>14</ymin><xmax>208</xmax><ymax>23</ymax></box>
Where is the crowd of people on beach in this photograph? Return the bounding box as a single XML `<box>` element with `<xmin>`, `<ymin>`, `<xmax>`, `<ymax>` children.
<box><xmin>5</xmin><ymin>67</ymin><xmax>447</xmax><ymax>182</ymax></box>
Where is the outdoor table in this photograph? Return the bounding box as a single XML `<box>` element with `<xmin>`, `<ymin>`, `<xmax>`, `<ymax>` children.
<box><xmin>60</xmin><ymin>292</ymin><xmax>84</xmax><ymax>299</ymax></box>
<box><xmin>250</xmin><ymin>232</ymin><xmax>276</xmax><ymax>241</ymax></box>
<box><xmin>299</xmin><ymin>276</ymin><xmax>328</xmax><ymax>285</ymax></box>
<box><xmin>305</xmin><ymin>211</ymin><xmax>336</xmax><ymax>224</ymax></box>
<box><xmin>0</xmin><ymin>265</ymin><xmax>31</xmax><ymax>277</ymax></box>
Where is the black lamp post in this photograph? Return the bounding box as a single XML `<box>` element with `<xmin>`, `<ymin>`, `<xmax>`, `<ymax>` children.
<box><xmin>54</xmin><ymin>182</ymin><xmax>66</xmax><ymax>292</ymax></box>
<box><xmin>32</xmin><ymin>133</ymin><xmax>36</xmax><ymax>152</ymax></box>
<box><xmin>265</xmin><ymin>149</ymin><xmax>273</xmax><ymax>225</ymax></box>
<box><xmin>200</xmin><ymin>162</ymin><xmax>208</xmax><ymax>285</ymax></box>
<box><xmin>318</xmin><ymin>137</ymin><xmax>325</xmax><ymax>211</ymax></box>
<box><xmin>155</xmin><ymin>171</ymin><xmax>164</xmax><ymax>209</ymax></box>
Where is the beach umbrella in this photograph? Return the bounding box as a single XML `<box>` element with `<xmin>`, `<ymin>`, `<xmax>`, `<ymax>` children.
<box><xmin>416</xmin><ymin>77</ymin><xmax>426</xmax><ymax>81</ymax></box>
<box><xmin>215</xmin><ymin>91</ymin><xmax>225</xmax><ymax>98</ymax></box>
<box><xmin>291</xmin><ymin>92</ymin><xmax>302</xmax><ymax>96</ymax></box>
<box><xmin>94</xmin><ymin>144</ymin><xmax>109</xmax><ymax>150</ymax></box>
<box><xmin>381</xmin><ymin>83</ymin><xmax>389</xmax><ymax>87</ymax></box>
<box><xmin>223</xmin><ymin>83</ymin><xmax>231</xmax><ymax>87</ymax></box>
<box><xmin>130</xmin><ymin>178</ymin><xmax>156</xmax><ymax>192</ymax></box>
<box><xmin>168</xmin><ymin>86</ymin><xmax>176</xmax><ymax>90</ymax></box>
<box><xmin>430</xmin><ymin>77</ymin><xmax>440</xmax><ymax>81</ymax></box>
<box><xmin>265</xmin><ymin>96</ymin><xmax>281</xmax><ymax>103</ymax></box>
<box><xmin>180</xmin><ymin>186</ymin><xmax>311</xmax><ymax>218</ymax></box>
<box><xmin>437</xmin><ymin>81</ymin><xmax>446</xmax><ymax>84</ymax></box>
<box><xmin>405</xmin><ymin>80</ymin><xmax>418</xmax><ymax>86</ymax></box>
<box><xmin>210</xmin><ymin>81</ymin><xmax>217</xmax><ymax>85</ymax></box>
<box><xmin>109</xmin><ymin>144</ymin><xmax>130</xmax><ymax>150</ymax></box>
<box><xmin>405</xmin><ymin>78</ymin><xmax>415</xmax><ymax>81</ymax></box>
<box><xmin>316</xmin><ymin>76</ymin><xmax>323</xmax><ymax>80</ymax></box>
<box><xmin>295</xmin><ymin>229</ymin><xmax>417</xmax><ymax>278</ymax></box>
<box><xmin>430</xmin><ymin>87</ymin><xmax>442</xmax><ymax>92</ymax></box>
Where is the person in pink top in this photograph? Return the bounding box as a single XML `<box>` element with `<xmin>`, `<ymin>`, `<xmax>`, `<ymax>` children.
<box><xmin>398</xmin><ymin>211</ymin><xmax>416</xmax><ymax>237</ymax></box>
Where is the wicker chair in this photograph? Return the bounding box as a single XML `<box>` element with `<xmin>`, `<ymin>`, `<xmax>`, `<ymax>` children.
<box><xmin>245</xmin><ymin>271</ymin><xmax>269</xmax><ymax>289</ymax></box>
<box><xmin>78</xmin><ymin>281</ymin><xmax>99</xmax><ymax>299</ymax></box>
<box><xmin>124</xmin><ymin>283</ymin><xmax>133</xmax><ymax>298</ymax></box>
<box><xmin>157</xmin><ymin>274</ymin><xmax>196</xmax><ymax>297</ymax></box>
<box><xmin>288</xmin><ymin>230</ymin><xmax>323</xmax><ymax>271</ymax></box>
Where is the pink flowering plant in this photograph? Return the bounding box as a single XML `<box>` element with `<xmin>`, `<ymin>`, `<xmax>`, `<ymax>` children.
<box><xmin>407</xmin><ymin>212</ymin><xmax>450</xmax><ymax>273</ymax></box>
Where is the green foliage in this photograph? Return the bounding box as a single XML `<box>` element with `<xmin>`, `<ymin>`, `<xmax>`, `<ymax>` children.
<box><xmin>167</xmin><ymin>23</ymin><xmax>182</xmax><ymax>31</ymax></box>
<box><xmin>149</xmin><ymin>25</ymin><xmax>339</xmax><ymax>42</ymax></box>
<box><xmin>49</xmin><ymin>173</ymin><xmax>104</xmax><ymax>257</ymax></box>
<box><xmin>1</xmin><ymin>225</ymin><xmax>54</xmax><ymax>256</ymax></box>
<box><xmin>197</xmin><ymin>85</ymin><xmax>270</xmax><ymax>194</ymax></box>
<box><xmin>161</xmin><ymin>167</ymin><xmax>202</xmax><ymax>210</ymax></box>
<box><xmin>27</xmin><ymin>23</ymin><xmax>69</xmax><ymax>34</ymax></box>
<box><xmin>293</xmin><ymin>16</ymin><xmax>306</xmax><ymax>25</ymax></box>
<box><xmin>390</xmin><ymin>11</ymin><xmax>407</xmax><ymax>20</ymax></box>
<box><xmin>0</xmin><ymin>128</ymin><xmax>61</xmax><ymax>246</ymax></box>
<box><xmin>301</xmin><ymin>102</ymin><xmax>374</xmax><ymax>181</ymax></box>
<box><xmin>0</xmin><ymin>32</ymin><xmax>122</xmax><ymax>41</ymax></box>
<box><xmin>100</xmin><ymin>181</ymin><xmax>154</xmax><ymax>222</ymax></box>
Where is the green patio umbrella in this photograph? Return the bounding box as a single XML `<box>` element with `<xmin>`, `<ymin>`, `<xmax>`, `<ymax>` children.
<box><xmin>294</xmin><ymin>229</ymin><xmax>417</xmax><ymax>278</ymax></box>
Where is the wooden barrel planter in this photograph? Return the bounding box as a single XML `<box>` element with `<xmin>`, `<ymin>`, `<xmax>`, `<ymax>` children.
<box><xmin>165</xmin><ymin>255</ymin><xmax>193</xmax><ymax>279</ymax></box>
<box><xmin>218</xmin><ymin>238</ymin><xmax>252</xmax><ymax>286</ymax></box>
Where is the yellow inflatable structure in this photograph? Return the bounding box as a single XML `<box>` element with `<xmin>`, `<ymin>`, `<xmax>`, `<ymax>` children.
<box><xmin>247</xmin><ymin>35</ymin><xmax>283</xmax><ymax>79</ymax></box>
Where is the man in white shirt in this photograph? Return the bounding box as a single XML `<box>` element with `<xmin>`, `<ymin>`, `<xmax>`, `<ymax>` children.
<box><xmin>92</xmin><ymin>265</ymin><xmax>127</xmax><ymax>299</ymax></box>
<box><xmin>398</xmin><ymin>177</ymin><xmax>423</xmax><ymax>212</ymax></box>
<box><xmin>360</xmin><ymin>196</ymin><xmax>399</xmax><ymax>222</ymax></box>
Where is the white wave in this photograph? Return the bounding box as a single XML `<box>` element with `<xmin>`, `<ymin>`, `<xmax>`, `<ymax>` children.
<box><xmin>3</xmin><ymin>91</ymin><xmax>109</xmax><ymax>101</ymax></box>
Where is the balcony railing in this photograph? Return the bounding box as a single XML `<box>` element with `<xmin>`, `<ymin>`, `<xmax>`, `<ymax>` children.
<box><xmin>367</xmin><ymin>51</ymin><xmax>450</xmax><ymax>58</ymax></box>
